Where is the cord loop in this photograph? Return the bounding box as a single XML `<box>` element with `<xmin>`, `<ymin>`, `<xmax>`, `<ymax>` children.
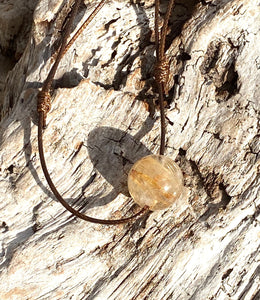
<box><xmin>37</xmin><ymin>0</ymin><xmax>175</xmax><ymax>225</ymax></box>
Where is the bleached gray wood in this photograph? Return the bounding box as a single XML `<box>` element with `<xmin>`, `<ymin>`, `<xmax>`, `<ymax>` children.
<box><xmin>0</xmin><ymin>0</ymin><xmax>259</xmax><ymax>299</ymax></box>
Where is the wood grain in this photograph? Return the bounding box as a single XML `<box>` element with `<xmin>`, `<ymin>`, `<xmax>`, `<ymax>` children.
<box><xmin>0</xmin><ymin>0</ymin><xmax>259</xmax><ymax>299</ymax></box>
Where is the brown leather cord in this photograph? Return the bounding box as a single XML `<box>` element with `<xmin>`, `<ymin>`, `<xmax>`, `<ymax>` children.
<box><xmin>38</xmin><ymin>0</ymin><xmax>82</xmax><ymax>128</ymax></box>
<box><xmin>154</xmin><ymin>0</ymin><xmax>175</xmax><ymax>155</ymax></box>
<box><xmin>62</xmin><ymin>0</ymin><xmax>107</xmax><ymax>60</ymax></box>
<box><xmin>37</xmin><ymin>0</ymin><xmax>174</xmax><ymax>225</ymax></box>
<box><xmin>38</xmin><ymin>111</ymin><xmax>148</xmax><ymax>224</ymax></box>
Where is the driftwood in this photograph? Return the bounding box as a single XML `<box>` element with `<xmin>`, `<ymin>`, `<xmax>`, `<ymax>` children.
<box><xmin>0</xmin><ymin>0</ymin><xmax>259</xmax><ymax>299</ymax></box>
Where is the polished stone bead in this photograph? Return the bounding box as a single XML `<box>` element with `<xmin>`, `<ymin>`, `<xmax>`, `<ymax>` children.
<box><xmin>128</xmin><ymin>155</ymin><xmax>184</xmax><ymax>211</ymax></box>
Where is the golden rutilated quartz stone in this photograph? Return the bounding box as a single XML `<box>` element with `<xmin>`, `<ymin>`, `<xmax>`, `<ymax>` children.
<box><xmin>128</xmin><ymin>155</ymin><xmax>184</xmax><ymax>211</ymax></box>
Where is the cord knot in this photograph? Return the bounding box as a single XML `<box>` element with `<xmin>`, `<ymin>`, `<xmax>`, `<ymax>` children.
<box><xmin>154</xmin><ymin>56</ymin><xmax>170</xmax><ymax>83</ymax></box>
<box><xmin>154</xmin><ymin>56</ymin><xmax>170</xmax><ymax>94</ymax></box>
<box><xmin>37</xmin><ymin>90</ymin><xmax>51</xmax><ymax>127</ymax></box>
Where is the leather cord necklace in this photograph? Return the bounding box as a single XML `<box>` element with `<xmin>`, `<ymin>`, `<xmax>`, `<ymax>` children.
<box><xmin>37</xmin><ymin>0</ymin><xmax>183</xmax><ymax>225</ymax></box>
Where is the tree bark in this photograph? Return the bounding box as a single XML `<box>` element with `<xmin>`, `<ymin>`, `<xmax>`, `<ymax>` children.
<box><xmin>0</xmin><ymin>0</ymin><xmax>259</xmax><ymax>299</ymax></box>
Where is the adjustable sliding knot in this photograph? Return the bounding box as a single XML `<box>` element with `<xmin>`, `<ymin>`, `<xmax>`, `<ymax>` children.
<box><xmin>37</xmin><ymin>90</ymin><xmax>51</xmax><ymax>127</ymax></box>
<box><xmin>154</xmin><ymin>56</ymin><xmax>170</xmax><ymax>84</ymax></box>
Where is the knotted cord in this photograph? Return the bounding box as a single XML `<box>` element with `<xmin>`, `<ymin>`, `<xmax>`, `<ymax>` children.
<box><xmin>154</xmin><ymin>0</ymin><xmax>175</xmax><ymax>155</ymax></box>
<box><xmin>37</xmin><ymin>0</ymin><xmax>174</xmax><ymax>224</ymax></box>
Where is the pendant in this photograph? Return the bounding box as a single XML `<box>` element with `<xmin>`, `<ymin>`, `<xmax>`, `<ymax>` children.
<box><xmin>128</xmin><ymin>155</ymin><xmax>184</xmax><ymax>210</ymax></box>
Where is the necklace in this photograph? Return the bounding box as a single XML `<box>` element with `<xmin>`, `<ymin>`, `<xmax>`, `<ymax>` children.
<box><xmin>37</xmin><ymin>0</ymin><xmax>184</xmax><ymax>225</ymax></box>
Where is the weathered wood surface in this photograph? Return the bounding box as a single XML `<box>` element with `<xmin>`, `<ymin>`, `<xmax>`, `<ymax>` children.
<box><xmin>0</xmin><ymin>0</ymin><xmax>259</xmax><ymax>299</ymax></box>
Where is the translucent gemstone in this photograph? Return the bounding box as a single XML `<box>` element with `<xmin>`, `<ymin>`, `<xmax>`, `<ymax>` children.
<box><xmin>128</xmin><ymin>155</ymin><xmax>184</xmax><ymax>211</ymax></box>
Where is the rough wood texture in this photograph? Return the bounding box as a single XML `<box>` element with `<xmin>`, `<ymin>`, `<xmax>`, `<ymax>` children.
<box><xmin>0</xmin><ymin>0</ymin><xmax>259</xmax><ymax>299</ymax></box>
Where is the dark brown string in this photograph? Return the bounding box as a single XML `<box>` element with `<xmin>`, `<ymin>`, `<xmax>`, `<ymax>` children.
<box><xmin>59</xmin><ymin>0</ymin><xmax>107</xmax><ymax>61</ymax></box>
<box><xmin>155</xmin><ymin>0</ymin><xmax>175</xmax><ymax>155</ymax></box>
<box><xmin>37</xmin><ymin>0</ymin><xmax>174</xmax><ymax>225</ymax></box>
